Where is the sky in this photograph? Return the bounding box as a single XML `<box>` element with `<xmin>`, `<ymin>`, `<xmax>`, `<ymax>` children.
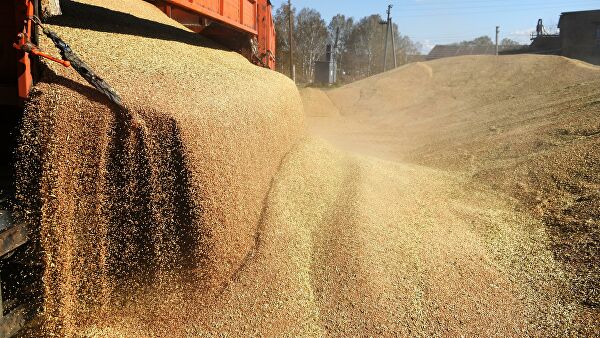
<box><xmin>270</xmin><ymin>0</ymin><xmax>599</xmax><ymax>53</ymax></box>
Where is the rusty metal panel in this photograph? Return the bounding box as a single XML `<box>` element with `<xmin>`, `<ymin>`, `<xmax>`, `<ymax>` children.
<box><xmin>0</xmin><ymin>221</ymin><xmax>28</xmax><ymax>257</ymax></box>
<box><xmin>0</xmin><ymin>305</ymin><xmax>26</xmax><ymax>338</ymax></box>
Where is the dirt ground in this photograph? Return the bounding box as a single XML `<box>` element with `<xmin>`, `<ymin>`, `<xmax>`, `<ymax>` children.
<box><xmin>15</xmin><ymin>0</ymin><xmax>599</xmax><ymax>336</ymax></box>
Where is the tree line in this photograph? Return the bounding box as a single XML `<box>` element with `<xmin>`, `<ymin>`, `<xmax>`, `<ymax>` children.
<box><xmin>453</xmin><ymin>36</ymin><xmax>521</xmax><ymax>47</ymax></box>
<box><xmin>273</xmin><ymin>4</ymin><xmax>422</xmax><ymax>84</ymax></box>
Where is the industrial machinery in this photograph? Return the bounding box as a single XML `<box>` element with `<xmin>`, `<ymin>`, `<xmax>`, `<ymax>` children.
<box><xmin>0</xmin><ymin>0</ymin><xmax>277</xmax><ymax>336</ymax></box>
<box><xmin>314</xmin><ymin>27</ymin><xmax>339</xmax><ymax>85</ymax></box>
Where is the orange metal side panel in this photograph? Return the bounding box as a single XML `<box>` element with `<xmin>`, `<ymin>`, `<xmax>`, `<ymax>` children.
<box><xmin>198</xmin><ymin>0</ymin><xmax>220</xmax><ymax>13</ymax></box>
<box><xmin>1</xmin><ymin>0</ymin><xmax>36</xmax><ymax>105</ymax></box>
<box><xmin>256</xmin><ymin>0</ymin><xmax>275</xmax><ymax>69</ymax></box>
<box><xmin>242</xmin><ymin>1</ymin><xmax>255</xmax><ymax>29</ymax></box>
<box><xmin>165</xmin><ymin>0</ymin><xmax>257</xmax><ymax>33</ymax></box>
<box><xmin>16</xmin><ymin>0</ymin><xmax>33</xmax><ymax>104</ymax></box>
<box><xmin>150</xmin><ymin>0</ymin><xmax>275</xmax><ymax>69</ymax></box>
<box><xmin>170</xmin><ymin>6</ymin><xmax>203</xmax><ymax>31</ymax></box>
<box><xmin>222</xmin><ymin>0</ymin><xmax>239</xmax><ymax>22</ymax></box>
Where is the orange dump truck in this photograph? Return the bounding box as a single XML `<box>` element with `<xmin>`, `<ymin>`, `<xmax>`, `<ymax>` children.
<box><xmin>150</xmin><ymin>0</ymin><xmax>276</xmax><ymax>68</ymax></box>
<box><xmin>0</xmin><ymin>1</ymin><xmax>276</xmax><ymax>336</ymax></box>
<box><xmin>1</xmin><ymin>0</ymin><xmax>276</xmax><ymax>105</ymax></box>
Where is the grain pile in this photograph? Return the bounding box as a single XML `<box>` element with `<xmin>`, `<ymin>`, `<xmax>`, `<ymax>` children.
<box><xmin>15</xmin><ymin>0</ymin><xmax>598</xmax><ymax>336</ymax></box>
<box><xmin>299</xmin><ymin>87</ymin><xmax>340</xmax><ymax>117</ymax></box>
<box><xmin>306</xmin><ymin>55</ymin><xmax>600</xmax><ymax>334</ymax></box>
<box><xmin>16</xmin><ymin>0</ymin><xmax>304</xmax><ymax>335</ymax></box>
<box><xmin>193</xmin><ymin>138</ymin><xmax>575</xmax><ymax>337</ymax></box>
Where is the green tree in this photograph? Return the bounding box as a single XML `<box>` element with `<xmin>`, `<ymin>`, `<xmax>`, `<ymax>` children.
<box><xmin>274</xmin><ymin>7</ymin><xmax>420</xmax><ymax>83</ymax></box>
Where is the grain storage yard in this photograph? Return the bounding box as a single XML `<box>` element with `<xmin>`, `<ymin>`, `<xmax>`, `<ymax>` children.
<box><xmin>3</xmin><ymin>0</ymin><xmax>599</xmax><ymax>337</ymax></box>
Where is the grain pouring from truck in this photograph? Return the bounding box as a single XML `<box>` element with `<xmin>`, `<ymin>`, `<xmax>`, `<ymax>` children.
<box><xmin>0</xmin><ymin>1</ymin><xmax>277</xmax><ymax>336</ymax></box>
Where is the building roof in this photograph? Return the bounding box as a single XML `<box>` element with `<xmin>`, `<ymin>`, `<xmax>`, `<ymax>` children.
<box><xmin>560</xmin><ymin>9</ymin><xmax>600</xmax><ymax>15</ymax></box>
<box><xmin>559</xmin><ymin>9</ymin><xmax>600</xmax><ymax>27</ymax></box>
<box><xmin>426</xmin><ymin>45</ymin><xmax>527</xmax><ymax>61</ymax></box>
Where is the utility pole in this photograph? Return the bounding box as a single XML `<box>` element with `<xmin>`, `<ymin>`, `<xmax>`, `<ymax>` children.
<box><xmin>390</xmin><ymin>17</ymin><xmax>397</xmax><ymax>68</ymax></box>
<box><xmin>288</xmin><ymin>0</ymin><xmax>295</xmax><ymax>82</ymax></box>
<box><xmin>495</xmin><ymin>26</ymin><xmax>500</xmax><ymax>56</ymax></box>
<box><xmin>381</xmin><ymin>4</ymin><xmax>393</xmax><ymax>72</ymax></box>
<box><xmin>333</xmin><ymin>27</ymin><xmax>340</xmax><ymax>83</ymax></box>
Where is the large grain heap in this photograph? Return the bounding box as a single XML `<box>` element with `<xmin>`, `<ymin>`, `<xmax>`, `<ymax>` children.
<box><xmin>305</xmin><ymin>55</ymin><xmax>600</xmax><ymax>335</ymax></box>
<box><xmin>16</xmin><ymin>0</ymin><xmax>599</xmax><ymax>336</ymax></box>
<box><xmin>17</xmin><ymin>0</ymin><xmax>304</xmax><ymax>335</ymax></box>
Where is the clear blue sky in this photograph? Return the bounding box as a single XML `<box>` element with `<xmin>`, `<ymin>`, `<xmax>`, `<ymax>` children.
<box><xmin>270</xmin><ymin>0</ymin><xmax>599</xmax><ymax>53</ymax></box>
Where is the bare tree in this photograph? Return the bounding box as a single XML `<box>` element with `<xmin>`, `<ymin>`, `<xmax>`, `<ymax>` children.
<box><xmin>328</xmin><ymin>14</ymin><xmax>354</xmax><ymax>74</ymax></box>
<box><xmin>343</xmin><ymin>16</ymin><xmax>420</xmax><ymax>80</ymax></box>
<box><xmin>274</xmin><ymin>8</ymin><xmax>421</xmax><ymax>83</ymax></box>
<box><xmin>346</xmin><ymin>15</ymin><xmax>386</xmax><ymax>78</ymax></box>
<box><xmin>392</xmin><ymin>23</ymin><xmax>422</xmax><ymax>65</ymax></box>
<box><xmin>501</xmin><ymin>38</ymin><xmax>521</xmax><ymax>47</ymax></box>
<box><xmin>294</xmin><ymin>8</ymin><xmax>328</xmax><ymax>82</ymax></box>
<box><xmin>273</xmin><ymin>3</ymin><xmax>296</xmax><ymax>76</ymax></box>
<box><xmin>455</xmin><ymin>36</ymin><xmax>494</xmax><ymax>46</ymax></box>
